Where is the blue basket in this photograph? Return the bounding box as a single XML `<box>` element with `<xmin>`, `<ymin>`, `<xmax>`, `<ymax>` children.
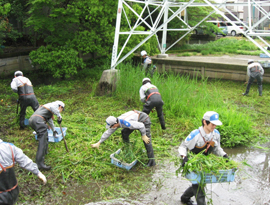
<box><xmin>34</xmin><ymin>127</ymin><xmax>67</xmax><ymax>143</ymax></box>
<box><xmin>185</xmin><ymin>168</ymin><xmax>237</xmax><ymax>184</ymax></box>
<box><xmin>110</xmin><ymin>149</ymin><xmax>138</xmax><ymax>170</ymax></box>
<box><xmin>260</xmin><ymin>53</ymin><xmax>270</xmax><ymax>58</ymax></box>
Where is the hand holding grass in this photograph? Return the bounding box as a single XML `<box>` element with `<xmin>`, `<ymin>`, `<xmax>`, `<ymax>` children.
<box><xmin>142</xmin><ymin>135</ymin><xmax>150</xmax><ymax>144</ymax></box>
<box><xmin>91</xmin><ymin>142</ymin><xmax>101</xmax><ymax>148</ymax></box>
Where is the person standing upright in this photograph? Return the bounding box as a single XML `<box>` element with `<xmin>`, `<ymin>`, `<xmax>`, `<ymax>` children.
<box><xmin>243</xmin><ymin>59</ymin><xmax>264</xmax><ymax>96</ymax></box>
<box><xmin>141</xmin><ymin>50</ymin><xmax>156</xmax><ymax>78</ymax></box>
<box><xmin>139</xmin><ymin>78</ymin><xmax>166</xmax><ymax>130</ymax></box>
<box><xmin>11</xmin><ymin>71</ymin><xmax>39</xmax><ymax>129</ymax></box>
<box><xmin>29</xmin><ymin>101</ymin><xmax>65</xmax><ymax>170</ymax></box>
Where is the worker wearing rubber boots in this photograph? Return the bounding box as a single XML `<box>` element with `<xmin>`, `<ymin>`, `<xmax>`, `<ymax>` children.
<box><xmin>29</xmin><ymin>101</ymin><xmax>65</xmax><ymax>170</ymax></box>
<box><xmin>91</xmin><ymin>110</ymin><xmax>156</xmax><ymax>166</ymax></box>
<box><xmin>178</xmin><ymin>111</ymin><xmax>229</xmax><ymax>205</ymax></box>
<box><xmin>141</xmin><ymin>50</ymin><xmax>156</xmax><ymax>78</ymax></box>
<box><xmin>0</xmin><ymin>138</ymin><xmax>46</xmax><ymax>205</ymax></box>
<box><xmin>10</xmin><ymin>71</ymin><xmax>39</xmax><ymax>129</ymax></box>
<box><xmin>139</xmin><ymin>78</ymin><xmax>166</xmax><ymax>130</ymax></box>
<box><xmin>243</xmin><ymin>59</ymin><xmax>264</xmax><ymax>96</ymax></box>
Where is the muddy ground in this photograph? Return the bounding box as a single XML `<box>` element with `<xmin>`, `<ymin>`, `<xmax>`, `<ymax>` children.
<box><xmin>86</xmin><ymin>144</ymin><xmax>270</xmax><ymax>205</ymax></box>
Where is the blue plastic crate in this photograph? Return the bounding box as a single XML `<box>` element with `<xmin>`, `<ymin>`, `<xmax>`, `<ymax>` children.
<box><xmin>24</xmin><ymin>119</ymin><xmax>29</xmax><ymax>126</ymax></box>
<box><xmin>260</xmin><ymin>53</ymin><xmax>270</xmax><ymax>58</ymax></box>
<box><xmin>33</xmin><ymin>127</ymin><xmax>67</xmax><ymax>143</ymax></box>
<box><xmin>110</xmin><ymin>149</ymin><xmax>138</xmax><ymax>170</ymax></box>
<box><xmin>185</xmin><ymin>168</ymin><xmax>237</xmax><ymax>184</ymax></box>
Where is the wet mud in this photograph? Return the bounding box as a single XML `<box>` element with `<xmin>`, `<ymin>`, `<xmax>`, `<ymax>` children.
<box><xmin>86</xmin><ymin>144</ymin><xmax>270</xmax><ymax>205</ymax></box>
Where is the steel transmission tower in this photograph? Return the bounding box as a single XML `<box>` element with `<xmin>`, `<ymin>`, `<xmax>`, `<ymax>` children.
<box><xmin>111</xmin><ymin>0</ymin><xmax>270</xmax><ymax>69</ymax></box>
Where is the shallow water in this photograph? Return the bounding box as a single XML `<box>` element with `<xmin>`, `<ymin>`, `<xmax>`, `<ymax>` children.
<box><xmin>86</xmin><ymin>144</ymin><xmax>270</xmax><ymax>205</ymax></box>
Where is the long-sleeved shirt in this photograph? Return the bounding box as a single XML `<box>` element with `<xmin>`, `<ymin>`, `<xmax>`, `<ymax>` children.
<box><xmin>42</xmin><ymin>101</ymin><xmax>63</xmax><ymax>131</ymax></box>
<box><xmin>178</xmin><ymin>126</ymin><xmax>226</xmax><ymax>157</ymax></box>
<box><xmin>143</xmin><ymin>56</ymin><xmax>152</xmax><ymax>70</ymax></box>
<box><xmin>99</xmin><ymin>111</ymin><xmax>146</xmax><ymax>143</ymax></box>
<box><xmin>10</xmin><ymin>76</ymin><xmax>33</xmax><ymax>93</ymax></box>
<box><xmin>247</xmin><ymin>62</ymin><xmax>264</xmax><ymax>77</ymax></box>
<box><xmin>0</xmin><ymin>139</ymin><xmax>39</xmax><ymax>175</ymax></box>
<box><xmin>139</xmin><ymin>82</ymin><xmax>158</xmax><ymax>103</ymax></box>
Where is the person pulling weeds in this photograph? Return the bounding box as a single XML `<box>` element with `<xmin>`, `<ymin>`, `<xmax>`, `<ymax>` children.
<box><xmin>10</xmin><ymin>71</ymin><xmax>39</xmax><ymax>129</ymax></box>
<box><xmin>0</xmin><ymin>138</ymin><xmax>47</xmax><ymax>204</ymax></box>
<box><xmin>178</xmin><ymin>111</ymin><xmax>229</xmax><ymax>205</ymax></box>
<box><xmin>91</xmin><ymin>110</ymin><xmax>156</xmax><ymax>166</ymax></box>
<box><xmin>139</xmin><ymin>77</ymin><xmax>166</xmax><ymax>130</ymax></box>
<box><xmin>141</xmin><ymin>50</ymin><xmax>156</xmax><ymax>78</ymax></box>
<box><xmin>29</xmin><ymin>101</ymin><xmax>65</xmax><ymax>170</ymax></box>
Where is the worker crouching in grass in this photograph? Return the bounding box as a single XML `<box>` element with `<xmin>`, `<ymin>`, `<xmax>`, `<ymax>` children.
<box><xmin>91</xmin><ymin>110</ymin><xmax>156</xmax><ymax>167</ymax></box>
<box><xmin>178</xmin><ymin>111</ymin><xmax>229</xmax><ymax>205</ymax></box>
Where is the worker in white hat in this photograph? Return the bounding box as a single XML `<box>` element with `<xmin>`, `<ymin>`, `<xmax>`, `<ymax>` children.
<box><xmin>10</xmin><ymin>71</ymin><xmax>39</xmax><ymax>129</ymax></box>
<box><xmin>0</xmin><ymin>138</ymin><xmax>47</xmax><ymax>204</ymax></box>
<box><xmin>29</xmin><ymin>101</ymin><xmax>65</xmax><ymax>170</ymax></box>
<box><xmin>178</xmin><ymin>111</ymin><xmax>228</xmax><ymax>205</ymax></box>
<box><xmin>243</xmin><ymin>59</ymin><xmax>264</xmax><ymax>96</ymax></box>
<box><xmin>141</xmin><ymin>50</ymin><xmax>156</xmax><ymax>78</ymax></box>
<box><xmin>139</xmin><ymin>77</ymin><xmax>166</xmax><ymax>130</ymax></box>
<box><xmin>91</xmin><ymin>110</ymin><xmax>156</xmax><ymax>167</ymax></box>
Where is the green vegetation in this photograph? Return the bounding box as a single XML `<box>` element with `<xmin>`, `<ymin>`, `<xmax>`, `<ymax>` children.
<box><xmin>174</xmin><ymin>37</ymin><xmax>262</xmax><ymax>56</ymax></box>
<box><xmin>0</xmin><ymin>61</ymin><xmax>270</xmax><ymax>204</ymax></box>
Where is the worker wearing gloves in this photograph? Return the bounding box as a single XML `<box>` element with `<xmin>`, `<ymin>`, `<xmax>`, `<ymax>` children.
<box><xmin>141</xmin><ymin>50</ymin><xmax>156</xmax><ymax>78</ymax></box>
<box><xmin>10</xmin><ymin>71</ymin><xmax>39</xmax><ymax>129</ymax></box>
<box><xmin>178</xmin><ymin>111</ymin><xmax>228</xmax><ymax>205</ymax></box>
<box><xmin>29</xmin><ymin>101</ymin><xmax>65</xmax><ymax>170</ymax></box>
<box><xmin>139</xmin><ymin>78</ymin><xmax>166</xmax><ymax>130</ymax></box>
<box><xmin>243</xmin><ymin>59</ymin><xmax>264</xmax><ymax>96</ymax></box>
<box><xmin>0</xmin><ymin>138</ymin><xmax>46</xmax><ymax>205</ymax></box>
<box><xmin>91</xmin><ymin>110</ymin><xmax>156</xmax><ymax>166</ymax></box>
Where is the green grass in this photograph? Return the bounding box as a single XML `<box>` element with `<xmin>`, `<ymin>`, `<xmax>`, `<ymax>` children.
<box><xmin>0</xmin><ymin>61</ymin><xmax>270</xmax><ymax>204</ymax></box>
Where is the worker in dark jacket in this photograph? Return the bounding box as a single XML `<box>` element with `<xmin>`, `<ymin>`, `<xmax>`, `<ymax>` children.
<box><xmin>243</xmin><ymin>59</ymin><xmax>264</xmax><ymax>96</ymax></box>
<box><xmin>139</xmin><ymin>78</ymin><xmax>166</xmax><ymax>130</ymax></box>
<box><xmin>141</xmin><ymin>50</ymin><xmax>156</xmax><ymax>78</ymax></box>
<box><xmin>91</xmin><ymin>110</ymin><xmax>156</xmax><ymax>166</ymax></box>
<box><xmin>29</xmin><ymin>101</ymin><xmax>65</xmax><ymax>170</ymax></box>
<box><xmin>0</xmin><ymin>138</ymin><xmax>46</xmax><ymax>205</ymax></box>
<box><xmin>10</xmin><ymin>71</ymin><xmax>39</xmax><ymax>129</ymax></box>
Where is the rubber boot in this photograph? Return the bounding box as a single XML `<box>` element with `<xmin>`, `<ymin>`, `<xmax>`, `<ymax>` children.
<box><xmin>144</xmin><ymin>142</ymin><xmax>156</xmax><ymax>167</ymax></box>
<box><xmin>19</xmin><ymin>116</ymin><xmax>25</xmax><ymax>130</ymax></box>
<box><xmin>181</xmin><ymin>186</ymin><xmax>195</xmax><ymax>205</ymax></box>
<box><xmin>243</xmin><ymin>82</ymin><xmax>251</xmax><ymax>96</ymax></box>
<box><xmin>258</xmin><ymin>85</ymin><xmax>262</xmax><ymax>96</ymax></box>
<box><xmin>160</xmin><ymin>120</ymin><xmax>166</xmax><ymax>130</ymax></box>
<box><xmin>36</xmin><ymin>133</ymin><xmax>51</xmax><ymax>170</ymax></box>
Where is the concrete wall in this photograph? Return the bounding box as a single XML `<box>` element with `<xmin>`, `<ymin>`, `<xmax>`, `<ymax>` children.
<box><xmin>0</xmin><ymin>55</ymin><xmax>36</xmax><ymax>77</ymax></box>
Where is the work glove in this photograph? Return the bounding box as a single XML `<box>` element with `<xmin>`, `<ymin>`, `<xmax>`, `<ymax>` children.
<box><xmin>182</xmin><ymin>156</ymin><xmax>188</xmax><ymax>167</ymax></box>
<box><xmin>57</xmin><ymin>117</ymin><xmax>62</xmax><ymax>125</ymax></box>
<box><xmin>37</xmin><ymin>172</ymin><xmax>47</xmax><ymax>185</ymax></box>
<box><xmin>142</xmin><ymin>135</ymin><xmax>150</xmax><ymax>144</ymax></box>
<box><xmin>91</xmin><ymin>142</ymin><xmax>101</xmax><ymax>149</ymax></box>
<box><xmin>53</xmin><ymin>130</ymin><xmax>58</xmax><ymax>137</ymax></box>
<box><xmin>223</xmin><ymin>154</ymin><xmax>229</xmax><ymax>162</ymax></box>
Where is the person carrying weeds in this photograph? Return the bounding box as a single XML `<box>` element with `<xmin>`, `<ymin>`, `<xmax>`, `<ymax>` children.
<box><xmin>178</xmin><ymin>111</ymin><xmax>229</xmax><ymax>205</ymax></box>
<box><xmin>139</xmin><ymin>77</ymin><xmax>166</xmax><ymax>130</ymax></box>
<box><xmin>29</xmin><ymin>101</ymin><xmax>65</xmax><ymax>170</ymax></box>
<box><xmin>243</xmin><ymin>59</ymin><xmax>264</xmax><ymax>96</ymax></box>
<box><xmin>91</xmin><ymin>110</ymin><xmax>156</xmax><ymax>166</ymax></box>
<box><xmin>0</xmin><ymin>138</ymin><xmax>47</xmax><ymax>204</ymax></box>
<box><xmin>141</xmin><ymin>50</ymin><xmax>156</xmax><ymax>78</ymax></box>
<box><xmin>10</xmin><ymin>71</ymin><xmax>39</xmax><ymax>129</ymax></box>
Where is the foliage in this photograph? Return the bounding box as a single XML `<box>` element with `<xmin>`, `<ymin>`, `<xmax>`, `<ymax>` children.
<box><xmin>174</xmin><ymin>152</ymin><xmax>239</xmax><ymax>177</ymax></box>
<box><xmin>0</xmin><ymin>2</ymin><xmax>10</xmax><ymax>51</ymax></box>
<box><xmin>29</xmin><ymin>45</ymin><xmax>86</xmax><ymax>78</ymax></box>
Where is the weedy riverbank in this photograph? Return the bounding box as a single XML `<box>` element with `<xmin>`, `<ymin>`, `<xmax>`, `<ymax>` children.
<box><xmin>0</xmin><ymin>61</ymin><xmax>270</xmax><ymax>204</ymax></box>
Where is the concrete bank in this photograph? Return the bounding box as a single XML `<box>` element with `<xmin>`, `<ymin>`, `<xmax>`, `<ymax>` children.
<box><xmin>150</xmin><ymin>54</ymin><xmax>270</xmax><ymax>83</ymax></box>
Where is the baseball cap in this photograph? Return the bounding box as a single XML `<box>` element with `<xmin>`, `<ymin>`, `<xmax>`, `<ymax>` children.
<box><xmin>14</xmin><ymin>71</ymin><xmax>23</xmax><ymax>77</ymax></box>
<box><xmin>141</xmin><ymin>50</ymin><xmax>147</xmax><ymax>56</ymax></box>
<box><xmin>106</xmin><ymin>116</ymin><xmax>117</xmax><ymax>129</ymax></box>
<box><xmin>203</xmin><ymin>111</ymin><xmax>222</xmax><ymax>125</ymax></box>
<box><xmin>56</xmin><ymin>101</ymin><xmax>65</xmax><ymax>111</ymax></box>
<box><xmin>248</xmin><ymin>59</ymin><xmax>254</xmax><ymax>64</ymax></box>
